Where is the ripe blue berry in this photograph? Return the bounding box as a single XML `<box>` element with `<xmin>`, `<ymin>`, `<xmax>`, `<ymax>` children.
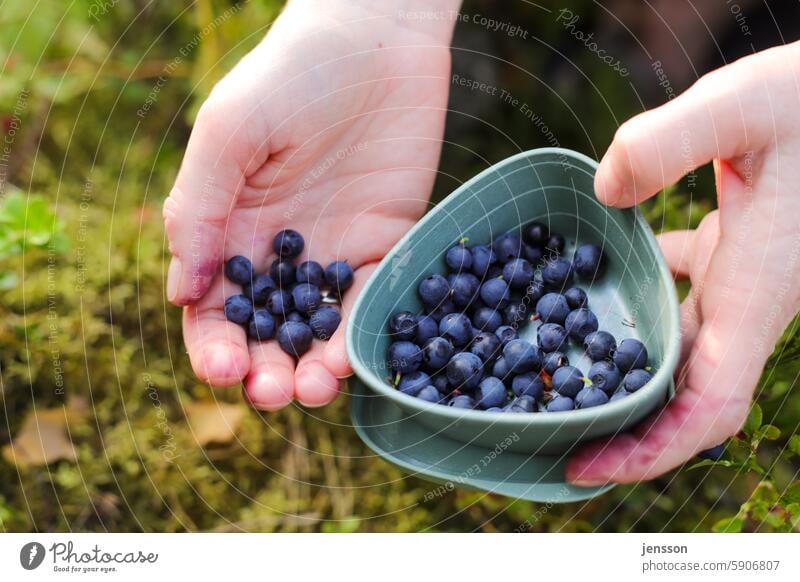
<box><xmin>492</xmin><ymin>232</ymin><xmax>523</xmax><ymax>263</ymax></box>
<box><xmin>273</xmin><ymin>229</ymin><xmax>304</xmax><ymax>259</ymax></box>
<box><xmin>537</xmin><ymin>322</ymin><xmax>568</xmax><ymax>353</ymax></box>
<box><xmin>536</xmin><ymin>293</ymin><xmax>570</xmax><ymax>324</ymax></box>
<box><xmin>248</xmin><ymin>309</ymin><xmax>276</xmax><ymax>340</ymax></box>
<box><xmin>587</xmin><ymin>360</ymin><xmax>622</xmax><ymax>393</ymax></box>
<box><xmin>502</xmin><ymin>258</ymin><xmax>533</xmax><ymax>288</ymax></box>
<box><xmin>494</xmin><ymin>325</ymin><xmax>518</xmax><ymax>345</ymax></box>
<box><xmin>623</xmin><ymin>369</ymin><xmax>653</xmax><ymax>392</ymax></box>
<box><xmin>418</xmin><ymin>274</ymin><xmax>451</xmax><ymax>307</ymax></box>
<box><xmin>613</xmin><ymin>338</ymin><xmax>648</xmax><ymax>372</ymax></box>
<box><xmin>470</xmin><ymin>245</ymin><xmax>497</xmax><ymax>277</ymax></box>
<box><xmin>325</xmin><ymin>261</ymin><xmax>354</xmax><ymax>294</ymax></box>
<box><xmin>276</xmin><ymin>321</ymin><xmax>313</xmax><ymax>357</ymax></box>
<box><xmin>472</xmin><ymin>307</ymin><xmax>503</xmax><ymax>333</ymax></box>
<box><xmin>224</xmin><ymin>294</ymin><xmax>253</xmax><ymax>324</ymax></box>
<box><xmin>417</xmin><ymin>385</ymin><xmax>444</xmax><ymax>403</ymax></box>
<box><xmin>542</xmin><ymin>257</ymin><xmax>573</xmax><ymax>289</ymax></box>
<box><xmin>291</xmin><ymin>283</ymin><xmax>321</xmax><ymax>315</ymax></box>
<box><xmin>225</xmin><ymin>255</ymin><xmax>254</xmax><ymax>285</ymax></box>
<box><xmin>502</xmin><ymin>339</ymin><xmax>541</xmax><ymax>374</ymax></box>
<box><xmin>476</xmin><ymin>377</ymin><xmax>508</xmax><ymax>409</ymax></box>
<box><xmin>309</xmin><ymin>306</ymin><xmax>341</xmax><ymax>340</ymax></box>
<box><xmin>398</xmin><ymin>370</ymin><xmax>431</xmax><ymax>396</ymax></box>
<box><xmin>584</xmin><ymin>330</ymin><xmax>617</xmax><ymax>361</ymax></box>
<box><xmin>415</xmin><ymin>315</ymin><xmax>439</xmax><ymax>345</ymax></box>
<box><xmin>422</xmin><ymin>337</ymin><xmax>454</xmax><ymax>370</ymax></box>
<box><xmin>609</xmin><ymin>389</ymin><xmax>629</xmax><ymax>402</ymax></box>
<box><xmin>492</xmin><ymin>356</ymin><xmax>511</xmax><ymax>381</ymax></box>
<box><xmin>564</xmin><ymin>307</ymin><xmax>599</xmax><ymax>342</ymax></box>
<box><xmin>508</xmin><ymin>395</ymin><xmax>536</xmax><ymax>412</ymax></box>
<box><xmin>448</xmin><ymin>394</ymin><xmax>476</xmax><ymax>409</ymax></box>
<box><xmin>542</xmin><ymin>351</ymin><xmax>569</xmax><ymax>375</ymax></box>
<box><xmin>426</xmin><ymin>299</ymin><xmax>457</xmax><ymax>322</ymax></box>
<box><xmin>546</xmin><ymin>395</ymin><xmax>574</xmax><ymax>412</ymax></box>
<box><xmin>243</xmin><ymin>273</ymin><xmax>277</xmax><ymax>305</ymax></box>
<box><xmin>698</xmin><ymin>444</ymin><xmax>726</xmax><ymax>461</ymax></box>
<box><xmin>432</xmin><ymin>374</ymin><xmax>450</xmax><ymax>394</ymax></box>
<box><xmin>503</xmin><ymin>302</ymin><xmax>526</xmax><ymax>326</ymax></box>
<box><xmin>551</xmin><ymin>365</ymin><xmax>585</xmax><ymax>398</ymax></box>
<box><xmin>270</xmin><ymin>259</ymin><xmax>296</xmax><ymax>288</ymax></box>
<box><xmin>573</xmin><ymin>243</ymin><xmax>604</xmax><ymax>279</ymax></box>
<box><xmin>525</xmin><ymin>281</ymin><xmax>545</xmax><ymax>305</ymax></box>
<box><xmin>446</xmin><ymin>352</ymin><xmax>484</xmax><ymax>391</ymax></box>
<box><xmin>523</xmin><ymin>221</ymin><xmax>549</xmax><ymax>247</ymax></box>
<box><xmin>389</xmin><ymin>311</ymin><xmax>418</xmax><ymax>340</ymax></box>
<box><xmin>564</xmin><ymin>287</ymin><xmax>588</xmax><ymax>310</ymax></box>
<box><xmin>479</xmin><ymin>278</ymin><xmax>510</xmax><ymax>309</ymax></box>
<box><xmin>267</xmin><ymin>289</ymin><xmax>294</xmax><ymax>316</ymax></box>
<box><xmin>450</xmin><ymin>273</ymin><xmax>480</xmax><ymax>307</ymax></box>
<box><xmin>522</xmin><ymin>244</ymin><xmax>542</xmax><ymax>265</ymax></box>
<box><xmin>512</xmin><ymin>372</ymin><xmax>545</xmax><ymax>400</ymax></box>
<box><xmin>575</xmin><ymin>386</ymin><xmax>609</xmax><ymax>409</ymax></box>
<box><xmin>285</xmin><ymin>311</ymin><xmax>305</xmax><ymax>323</ymax></box>
<box><xmin>546</xmin><ymin>233</ymin><xmax>565</xmax><ymax>254</ymax></box>
<box><xmin>446</xmin><ymin>243</ymin><xmax>473</xmax><ymax>272</ymax></box>
<box><xmin>388</xmin><ymin>341</ymin><xmax>423</xmax><ymax>373</ymax></box>
<box><xmin>439</xmin><ymin>312</ymin><xmax>473</xmax><ymax>347</ymax></box>
<box><xmin>470</xmin><ymin>333</ymin><xmax>502</xmax><ymax>363</ymax></box>
<box><xmin>296</xmin><ymin>260</ymin><xmax>324</xmax><ymax>286</ymax></box>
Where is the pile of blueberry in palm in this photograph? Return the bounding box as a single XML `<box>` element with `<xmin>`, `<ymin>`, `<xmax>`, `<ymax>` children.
<box><xmin>385</xmin><ymin>221</ymin><xmax>653</xmax><ymax>412</ymax></box>
<box><xmin>222</xmin><ymin>229</ymin><xmax>353</xmax><ymax>357</ymax></box>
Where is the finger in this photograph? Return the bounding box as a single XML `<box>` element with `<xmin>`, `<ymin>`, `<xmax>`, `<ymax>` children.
<box><xmin>244</xmin><ymin>340</ymin><xmax>295</xmax><ymax>411</ymax></box>
<box><xmin>294</xmin><ymin>341</ymin><xmax>340</xmax><ymax>408</ymax></box>
<box><xmin>322</xmin><ymin>262</ymin><xmax>378</xmax><ymax>378</ymax></box>
<box><xmin>656</xmin><ymin>230</ymin><xmax>693</xmax><ymax>280</ymax></box>
<box><xmin>594</xmin><ymin>53</ymin><xmax>780</xmax><ymax>208</ymax></box>
<box><xmin>163</xmin><ymin>99</ymin><xmax>268</xmax><ymax>306</ymax></box>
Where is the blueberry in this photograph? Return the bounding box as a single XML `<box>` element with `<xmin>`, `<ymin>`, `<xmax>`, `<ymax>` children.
<box><xmin>446</xmin><ymin>243</ymin><xmax>473</xmax><ymax>272</ymax></box>
<box><xmin>224</xmin><ymin>294</ymin><xmax>253</xmax><ymax>324</ymax></box>
<box><xmin>613</xmin><ymin>338</ymin><xmax>649</xmax><ymax>372</ymax></box>
<box><xmin>417</xmin><ymin>385</ymin><xmax>444</xmax><ymax>404</ymax></box>
<box><xmin>537</xmin><ymin>323</ymin><xmax>568</xmax><ymax>353</ymax></box>
<box><xmin>295</xmin><ymin>260</ymin><xmax>324</xmax><ymax>286</ymax></box>
<box><xmin>426</xmin><ymin>299</ymin><xmax>457</xmax><ymax>322</ymax></box>
<box><xmin>448</xmin><ymin>394</ymin><xmax>476</xmax><ymax>409</ymax></box>
<box><xmin>291</xmin><ymin>283</ymin><xmax>321</xmax><ymax>315</ymax></box>
<box><xmin>309</xmin><ymin>306</ymin><xmax>341</xmax><ymax>340</ymax></box>
<box><xmin>502</xmin><ymin>258</ymin><xmax>534</xmax><ymax>289</ymax></box>
<box><xmin>248</xmin><ymin>309</ymin><xmax>276</xmax><ymax>341</ymax></box>
<box><xmin>698</xmin><ymin>444</ymin><xmax>726</xmax><ymax>461</ymax></box>
<box><xmin>276</xmin><ymin>321</ymin><xmax>313</xmax><ymax>357</ymax></box>
<box><xmin>502</xmin><ymin>339</ymin><xmax>541</xmax><ymax>374</ymax></box>
<box><xmin>285</xmin><ymin>311</ymin><xmax>306</xmax><ymax>323</ymax></box>
<box><xmin>492</xmin><ymin>356</ymin><xmax>512</xmax><ymax>381</ymax></box>
<box><xmin>267</xmin><ymin>288</ymin><xmax>294</xmax><ymax>316</ymax></box>
<box><xmin>398</xmin><ymin>370</ymin><xmax>431</xmax><ymax>396</ymax></box>
<box><xmin>523</xmin><ymin>221</ymin><xmax>549</xmax><ymax>247</ymax></box>
<box><xmin>243</xmin><ymin>273</ymin><xmax>277</xmax><ymax>305</ymax></box>
<box><xmin>536</xmin><ymin>293</ymin><xmax>570</xmax><ymax>325</ymax></box>
<box><xmin>564</xmin><ymin>287</ymin><xmax>588</xmax><ymax>310</ymax></box>
<box><xmin>575</xmin><ymin>386</ymin><xmax>609</xmax><ymax>409</ymax></box>
<box><xmin>225</xmin><ymin>255</ymin><xmax>254</xmax><ymax>285</ymax></box>
<box><xmin>439</xmin><ymin>313</ymin><xmax>473</xmax><ymax>347</ymax></box>
<box><xmin>609</xmin><ymin>389</ymin><xmax>629</xmax><ymax>402</ymax></box>
<box><xmin>492</xmin><ymin>232</ymin><xmax>523</xmax><ymax>263</ymax></box>
<box><xmin>270</xmin><ymin>259</ymin><xmax>296</xmax><ymax>288</ymax></box>
<box><xmin>486</xmin><ymin>265</ymin><xmax>503</xmax><ymax>279</ymax></box>
<box><xmin>479</xmin><ymin>278</ymin><xmax>510</xmax><ymax>309</ymax></box>
<box><xmin>584</xmin><ymin>331</ymin><xmax>617</xmax><ymax>361</ymax></box>
<box><xmin>546</xmin><ymin>395</ymin><xmax>574</xmax><ymax>412</ymax></box>
<box><xmin>512</xmin><ymin>372</ymin><xmax>545</xmax><ymax>400</ymax></box>
<box><xmin>546</xmin><ymin>233</ymin><xmax>565</xmax><ymax>255</ymax></box>
<box><xmin>522</xmin><ymin>244</ymin><xmax>543</xmax><ymax>265</ymax></box>
<box><xmin>389</xmin><ymin>311</ymin><xmax>418</xmax><ymax>341</ymax></box>
<box><xmin>476</xmin><ymin>377</ymin><xmax>508</xmax><ymax>409</ymax></box>
<box><xmin>273</xmin><ymin>229</ymin><xmax>304</xmax><ymax>259</ymax></box>
<box><xmin>525</xmin><ymin>281</ymin><xmax>545</xmax><ymax>305</ymax></box>
<box><xmin>509</xmin><ymin>395</ymin><xmax>536</xmax><ymax>412</ymax></box>
<box><xmin>472</xmin><ymin>307</ymin><xmax>503</xmax><ymax>333</ymax></box>
<box><xmin>422</xmin><ymin>337</ymin><xmax>454</xmax><ymax>370</ymax></box>
<box><xmin>503</xmin><ymin>302</ymin><xmax>527</xmax><ymax>326</ymax></box>
<box><xmin>415</xmin><ymin>315</ymin><xmax>439</xmax><ymax>345</ymax></box>
<box><xmin>432</xmin><ymin>374</ymin><xmax>450</xmax><ymax>394</ymax></box>
<box><xmin>551</xmin><ymin>365</ymin><xmax>585</xmax><ymax>398</ymax></box>
<box><xmin>484</xmin><ymin>407</ymin><xmax>503</xmax><ymax>413</ymax></box>
<box><xmin>450</xmin><ymin>273</ymin><xmax>481</xmax><ymax>307</ymax></box>
<box><xmin>573</xmin><ymin>243</ymin><xmax>605</xmax><ymax>279</ymax></box>
<box><xmin>587</xmin><ymin>360</ymin><xmax>622</xmax><ymax>393</ymax></box>
<box><xmin>446</xmin><ymin>352</ymin><xmax>483</xmax><ymax>391</ymax></box>
<box><xmin>418</xmin><ymin>274</ymin><xmax>451</xmax><ymax>307</ymax></box>
<box><xmin>388</xmin><ymin>341</ymin><xmax>423</xmax><ymax>373</ymax></box>
<box><xmin>542</xmin><ymin>351</ymin><xmax>569</xmax><ymax>375</ymax></box>
<box><xmin>470</xmin><ymin>245</ymin><xmax>497</xmax><ymax>277</ymax></box>
<box><xmin>564</xmin><ymin>308</ymin><xmax>599</xmax><ymax>343</ymax></box>
<box><xmin>469</xmin><ymin>333</ymin><xmax>502</xmax><ymax>363</ymax></box>
<box><xmin>495</xmin><ymin>325</ymin><xmax>518</xmax><ymax>346</ymax></box>
<box><xmin>623</xmin><ymin>369</ymin><xmax>653</xmax><ymax>393</ymax></box>
<box><xmin>325</xmin><ymin>261</ymin><xmax>354</xmax><ymax>294</ymax></box>
<box><xmin>542</xmin><ymin>257</ymin><xmax>573</xmax><ymax>289</ymax></box>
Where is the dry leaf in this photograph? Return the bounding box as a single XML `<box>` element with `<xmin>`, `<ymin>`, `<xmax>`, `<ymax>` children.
<box><xmin>2</xmin><ymin>407</ymin><xmax>78</xmax><ymax>467</ymax></box>
<box><xmin>184</xmin><ymin>401</ymin><xmax>244</xmax><ymax>446</ymax></box>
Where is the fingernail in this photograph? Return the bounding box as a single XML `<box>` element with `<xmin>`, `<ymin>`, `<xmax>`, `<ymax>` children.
<box><xmin>595</xmin><ymin>158</ymin><xmax>624</xmax><ymax>207</ymax></box>
<box><xmin>167</xmin><ymin>257</ymin><xmax>182</xmax><ymax>302</ymax></box>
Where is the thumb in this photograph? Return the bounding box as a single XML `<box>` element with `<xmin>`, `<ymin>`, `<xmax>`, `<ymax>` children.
<box><xmin>162</xmin><ymin>100</ymin><xmax>256</xmax><ymax>305</ymax></box>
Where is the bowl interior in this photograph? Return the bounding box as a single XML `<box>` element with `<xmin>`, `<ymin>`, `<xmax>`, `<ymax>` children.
<box><xmin>347</xmin><ymin>148</ymin><xmax>679</xmax><ymax>438</ymax></box>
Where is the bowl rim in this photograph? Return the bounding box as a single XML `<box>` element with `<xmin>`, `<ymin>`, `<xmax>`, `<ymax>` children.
<box><xmin>346</xmin><ymin>147</ymin><xmax>681</xmax><ymax>426</ymax></box>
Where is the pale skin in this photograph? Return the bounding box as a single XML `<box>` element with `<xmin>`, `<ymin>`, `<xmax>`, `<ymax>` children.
<box><xmin>165</xmin><ymin>2</ymin><xmax>800</xmax><ymax>482</ymax></box>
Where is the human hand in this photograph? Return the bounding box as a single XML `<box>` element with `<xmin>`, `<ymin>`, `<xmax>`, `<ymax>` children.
<box><xmin>163</xmin><ymin>0</ymin><xmax>459</xmax><ymax>410</ymax></box>
<box><xmin>567</xmin><ymin>41</ymin><xmax>800</xmax><ymax>484</ymax></box>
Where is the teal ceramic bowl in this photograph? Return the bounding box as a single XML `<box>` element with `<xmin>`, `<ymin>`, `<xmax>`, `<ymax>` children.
<box><xmin>346</xmin><ymin>148</ymin><xmax>680</xmax><ymax>500</ymax></box>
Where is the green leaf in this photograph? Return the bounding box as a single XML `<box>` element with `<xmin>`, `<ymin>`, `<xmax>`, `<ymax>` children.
<box><xmin>756</xmin><ymin>425</ymin><xmax>781</xmax><ymax>441</ymax></box>
<box><xmin>686</xmin><ymin>459</ymin><xmax>739</xmax><ymax>471</ymax></box>
<box><xmin>782</xmin><ymin>482</ymin><xmax>800</xmax><ymax>504</ymax></box>
<box><xmin>788</xmin><ymin>435</ymin><xmax>800</xmax><ymax>456</ymax></box>
<box><xmin>713</xmin><ymin>516</ymin><xmax>744</xmax><ymax>533</ymax></box>
<box><xmin>744</xmin><ymin>404</ymin><xmax>763</xmax><ymax>437</ymax></box>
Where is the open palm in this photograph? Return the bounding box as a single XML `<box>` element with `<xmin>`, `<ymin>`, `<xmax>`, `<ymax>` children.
<box><xmin>163</xmin><ymin>2</ymin><xmax>455</xmax><ymax>409</ymax></box>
